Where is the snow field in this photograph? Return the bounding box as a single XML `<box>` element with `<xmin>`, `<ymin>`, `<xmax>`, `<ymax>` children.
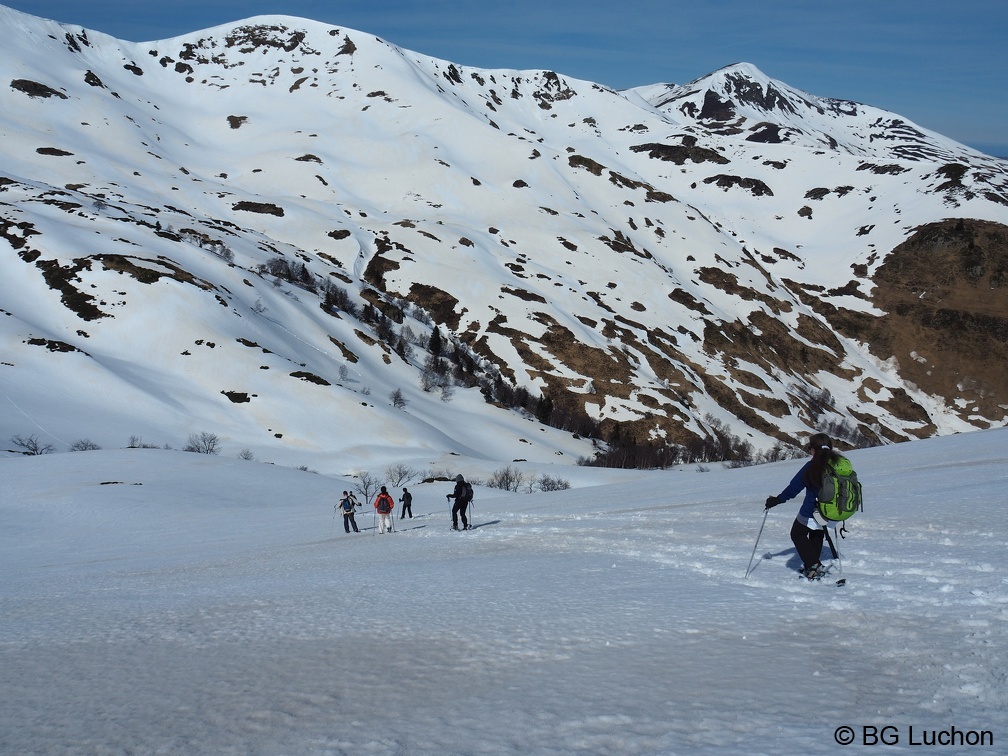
<box><xmin>2</xmin><ymin>429</ymin><xmax>1006</xmax><ymax>753</ymax></box>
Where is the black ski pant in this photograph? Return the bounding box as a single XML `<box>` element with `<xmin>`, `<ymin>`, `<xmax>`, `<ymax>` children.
<box><xmin>452</xmin><ymin>500</ymin><xmax>469</xmax><ymax>529</ymax></box>
<box><xmin>343</xmin><ymin>513</ymin><xmax>359</xmax><ymax>533</ymax></box>
<box><xmin>401</xmin><ymin>502</ymin><xmax>412</xmax><ymax>519</ymax></box>
<box><xmin>790</xmin><ymin>519</ymin><xmax>824</xmax><ymax>568</ymax></box>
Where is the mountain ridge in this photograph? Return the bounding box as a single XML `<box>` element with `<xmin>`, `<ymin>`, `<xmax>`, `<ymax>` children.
<box><xmin>2</xmin><ymin>5</ymin><xmax>1007</xmax><ymax>473</ymax></box>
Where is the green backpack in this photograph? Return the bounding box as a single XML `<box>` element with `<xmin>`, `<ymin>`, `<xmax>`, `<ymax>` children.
<box><xmin>817</xmin><ymin>456</ymin><xmax>863</xmax><ymax>522</ymax></box>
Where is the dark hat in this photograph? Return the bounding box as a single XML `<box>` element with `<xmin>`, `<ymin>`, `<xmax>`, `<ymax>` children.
<box><xmin>455</xmin><ymin>474</ymin><xmax>464</xmax><ymax>482</ymax></box>
<box><xmin>808</xmin><ymin>432</ymin><xmax>833</xmax><ymax>450</ymax></box>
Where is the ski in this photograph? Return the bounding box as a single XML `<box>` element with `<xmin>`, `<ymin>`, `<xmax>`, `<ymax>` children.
<box><xmin>798</xmin><ymin>573</ymin><xmax>847</xmax><ymax>587</ymax></box>
<box><xmin>797</xmin><ymin>564</ymin><xmax>845</xmax><ymax>585</ymax></box>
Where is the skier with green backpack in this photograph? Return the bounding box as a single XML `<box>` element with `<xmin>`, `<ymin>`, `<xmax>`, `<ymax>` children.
<box><xmin>764</xmin><ymin>432</ymin><xmax>863</xmax><ymax>580</ymax></box>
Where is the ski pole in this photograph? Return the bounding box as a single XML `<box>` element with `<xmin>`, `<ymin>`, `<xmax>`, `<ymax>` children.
<box><xmin>330</xmin><ymin>505</ymin><xmax>337</xmax><ymax>536</ymax></box>
<box><xmin>827</xmin><ymin>525</ymin><xmax>842</xmax><ymax>574</ymax></box>
<box><xmin>744</xmin><ymin>507</ymin><xmax>770</xmax><ymax>579</ymax></box>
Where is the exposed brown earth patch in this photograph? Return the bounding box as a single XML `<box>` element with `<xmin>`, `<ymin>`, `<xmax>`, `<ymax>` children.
<box><xmin>96</xmin><ymin>254</ymin><xmax>215</xmax><ymax>290</ymax></box>
<box><xmin>501</xmin><ymin>286</ymin><xmax>547</xmax><ymax>303</ymax></box>
<box><xmin>232</xmin><ymin>201</ymin><xmax>284</xmax><ymax>216</ymax></box>
<box><xmin>26</xmin><ymin>337</ymin><xmax>85</xmax><ymax>354</ymax></box>
<box><xmin>862</xmin><ymin>218</ymin><xmax>1008</xmax><ymax>424</ymax></box>
<box><xmin>33</xmin><ymin>257</ymin><xmax>108</xmax><ymax>321</ymax></box>
<box><xmin>630</xmin><ymin>138</ymin><xmax>729</xmax><ymax>166</ymax></box>
<box><xmin>406</xmin><ymin>283</ymin><xmax>460</xmax><ymax>331</ymax></box>
<box><xmin>11</xmin><ymin>79</ymin><xmax>67</xmax><ymax>99</ymax></box>
<box><xmin>364</xmin><ymin>233</ymin><xmax>408</xmax><ymax>290</ymax></box>
<box><xmin>290</xmin><ymin>371</ymin><xmax>330</xmax><ymax>386</ymax></box>
<box><xmin>328</xmin><ymin>336</ymin><xmax>359</xmax><ymax>363</ymax></box>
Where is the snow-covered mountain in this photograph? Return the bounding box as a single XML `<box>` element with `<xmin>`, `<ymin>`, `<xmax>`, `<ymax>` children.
<box><xmin>2</xmin><ymin>5</ymin><xmax>1007</xmax><ymax>474</ymax></box>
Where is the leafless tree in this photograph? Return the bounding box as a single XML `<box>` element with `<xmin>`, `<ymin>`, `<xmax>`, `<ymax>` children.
<box><xmin>353</xmin><ymin>471</ymin><xmax>381</xmax><ymax>508</ymax></box>
<box><xmin>11</xmin><ymin>434</ymin><xmax>55</xmax><ymax>455</ymax></box>
<box><xmin>390</xmin><ymin>388</ymin><xmax>408</xmax><ymax>409</ymax></box>
<box><xmin>384</xmin><ymin>463</ymin><xmax>419</xmax><ymax>487</ymax></box>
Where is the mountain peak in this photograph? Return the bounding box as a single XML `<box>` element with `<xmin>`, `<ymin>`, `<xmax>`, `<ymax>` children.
<box><xmin>704</xmin><ymin>61</ymin><xmax>772</xmax><ymax>84</ymax></box>
<box><xmin>692</xmin><ymin>62</ymin><xmax>818</xmax><ymax>118</ymax></box>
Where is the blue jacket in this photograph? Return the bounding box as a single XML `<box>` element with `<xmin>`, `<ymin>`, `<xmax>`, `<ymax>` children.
<box><xmin>777</xmin><ymin>461</ymin><xmax>821</xmax><ymax>520</ymax></box>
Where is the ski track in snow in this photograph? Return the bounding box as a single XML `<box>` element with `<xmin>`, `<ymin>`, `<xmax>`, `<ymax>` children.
<box><xmin>2</xmin><ymin>431</ymin><xmax>1007</xmax><ymax>754</ymax></box>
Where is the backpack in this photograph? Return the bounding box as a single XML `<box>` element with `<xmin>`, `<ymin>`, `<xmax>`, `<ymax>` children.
<box><xmin>462</xmin><ymin>481</ymin><xmax>473</xmax><ymax>504</ymax></box>
<box><xmin>817</xmin><ymin>456</ymin><xmax>863</xmax><ymax>522</ymax></box>
<box><xmin>340</xmin><ymin>497</ymin><xmax>355</xmax><ymax>514</ymax></box>
<box><xmin>376</xmin><ymin>494</ymin><xmax>394</xmax><ymax>514</ymax></box>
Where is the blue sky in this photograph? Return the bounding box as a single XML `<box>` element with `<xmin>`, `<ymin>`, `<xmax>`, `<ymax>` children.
<box><xmin>6</xmin><ymin>0</ymin><xmax>1006</xmax><ymax>156</ymax></box>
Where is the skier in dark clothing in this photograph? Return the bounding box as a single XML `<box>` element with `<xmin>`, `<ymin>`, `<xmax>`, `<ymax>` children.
<box><xmin>338</xmin><ymin>490</ymin><xmax>360</xmax><ymax>533</ymax></box>
<box><xmin>764</xmin><ymin>432</ymin><xmax>839</xmax><ymax>580</ymax></box>
<box><xmin>446</xmin><ymin>474</ymin><xmax>471</xmax><ymax>530</ymax></box>
<box><xmin>399</xmin><ymin>487</ymin><xmax>413</xmax><ymax>519</ymax></box>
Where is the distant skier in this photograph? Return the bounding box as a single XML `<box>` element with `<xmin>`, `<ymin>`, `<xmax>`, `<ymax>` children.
<box><xmin>446</xmin><ymin>474</ymin><xmax>472</xmax><ymax>530</ymax></box>
<box><xmin>764</xmin><ymin>432</ymin><xmax>837</xmax><ymax>580</ymax></box>
<box><xmin>374</xmin><ymin>486</ymin><xmax>395</xmax><ymax>534</ymax></box>
<box><xmin>400</xmin><ymin>487</ymin><xmax>413</xmax><ymax>519</ymax></box>
<box><xmin>338</xmin><ymin>491</ymin><xmax>360</xmax><ymax>533</ymax></box>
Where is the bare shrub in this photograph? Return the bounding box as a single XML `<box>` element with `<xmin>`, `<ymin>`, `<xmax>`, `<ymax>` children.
<box><xmin>69</xmin><ymin>438</ymin><xmax>102</xmax><ymax>451</ymax></box>
<box><xmin>793</xmin><ymin>383</ymin><xmax>835</xmax><ymax>423</ymax></box>
<box><xmin>409</xmin><ymin>304</ymin><xmax>433</xmax><ymax>326</ymax></box>
<box><xmin>820</xmin><ymin>418</ymin><xmax>875</xmax><ymax>448</ymax></box>
<box><xmin>754</xmin><ymin>442</ymin><xmax>803</xmax><ymax>464</ymax></box>
<box><xmin>423</xmin><ymin>467</ymin><xmax>454</xmax><ymax>483</ymax></box>
<box><xmin>183</xmin><ymin>431</ymin><xmax>221</xmax><ymax>455</ymax></box>
<box><xmin>421</xmin><ymin>355</ymin><xmax>451</xmax><ymax>393</ymax></box>
<box><xmin>487</xmin><ymin>465</ymin><xmax>525</xmax><ymax>492</ymax></box>
<box><xmin>537</xmin><ymin>474</ymin><xmax>571</xmax><ymax>492</ymax></box>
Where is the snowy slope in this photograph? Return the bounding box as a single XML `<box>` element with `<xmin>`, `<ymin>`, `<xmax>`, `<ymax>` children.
<box><xmin>2</xmin><ymin>428</ymin><xmax>1006</xmax><ymax>753</ymax></box>
<box><xmin>2</xmin><ymin>5</ymin><xmax>1008</xmax><ymax>472</ymax></box>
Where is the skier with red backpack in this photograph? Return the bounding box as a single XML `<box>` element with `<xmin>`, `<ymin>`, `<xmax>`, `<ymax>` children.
<box><xmin>374</xmin><ymin>486</ymin><xmax>395</xmax><ymax>534</ymax></box>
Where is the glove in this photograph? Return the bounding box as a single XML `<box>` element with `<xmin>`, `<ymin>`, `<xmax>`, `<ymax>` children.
<box><xmin>764</xmin><ymin>495</ymin><xmax>781</xmax><ymax>510</ymax></box>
